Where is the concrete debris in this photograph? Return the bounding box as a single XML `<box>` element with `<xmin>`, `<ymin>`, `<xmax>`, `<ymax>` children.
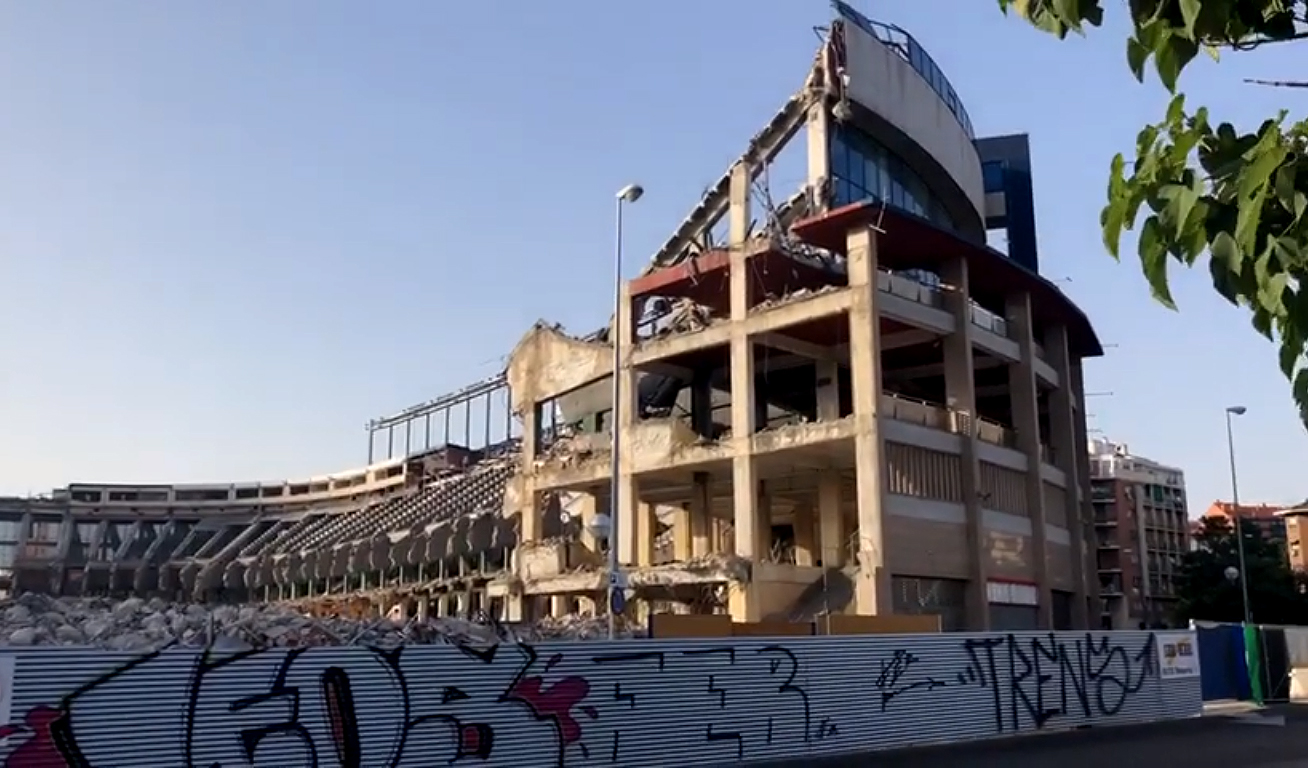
<box><xmin>655</xmin><ymin>298</ymin><xmax>714</xmax><ymax>336</ymax></box>
<box><xmin>754</xmin><ymin>283</ymin><xmax>840</xmax><ymax>310</ymax></box>
<box><xmin>0</xmin><ymin>592</ymin><xmax>637</xmax><ymax>651</ymax></box>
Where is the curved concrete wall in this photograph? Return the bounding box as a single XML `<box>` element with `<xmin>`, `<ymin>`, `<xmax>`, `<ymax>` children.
<box><xmin>841</xmin><ymin>21</ymin><xmax>985</xmax><ymax>222</ymax></box>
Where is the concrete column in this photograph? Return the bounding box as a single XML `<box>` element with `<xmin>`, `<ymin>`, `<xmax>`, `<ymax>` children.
<box><xmin>818</xmin><ymin>471</ymin><xmax>845</xmax><ymax>567</ymax></box>
<box><xmin>15</xmin><ymin>512</ymin><xmax>31</xmax><ymax>559</ymax></box>
<box><xmin>1006</xmin><ymin>292</ymin><xmax>1052</xmax><ymax>628</ymax></box>
<box><xmin>673</xmin><ymin>505</ymin><xmax>693</xmax><ymax>561</ymax></box>
<box><xmin>550</xmin><ymin>595</ymin><xmax>569</xmax><ymax>617</ymax></box>
<box><xmin>577</xmin><ymin>492</ymin><xmax>599</xmax><ymax>553</ymax></box>
<box><xmin>416</xmin><ymin>595</ymin><xmax>431</xmax><ymax>622</ymax></box>
<box><xmin>793</xmin><ymin>504</ymin><xmax>816</xmax><ymax>566</ymax></box>
<box><xmin>1070</xmin><ymin>359</ymin><xmax>1099</xmax><ymax>625</ymax></box>
<box><xmin>816</xmin><ymin>359</ymin><xmax>840</xmax><ymax>421</ymax></box>
<box><xmin>806</xmin><ymin>101</ymin><xmax>831</xmax><ymax>213</ymax></box>
<box><xmin>504</xmin><ymin>594</ymin><xmax>524</xmax><ymax>622</ymax></box>
<box><xmin>455</xmin><ymin>591</ymin><xmax>470</xmax><ymax>617</ymax></box>
<box><xmin>520</xmin><ymin>404</ymin><xmax>543</xmax><ymax>543</ymax></box>
<box><xmin>615</xmin><ymin>281</ymin><xmax>640</xmax><ymax>567</ymax></box>
<box><xmin>636</xmin><ymin>502</ymin><xmax>656</xmax><ymax>566</ymax></box>
<box><xmin>691</xmin><ymin>472</ymin><xmax>712</xmax><ymax>557</ymax></box>
<box><xmin>759</xmin><ymin>482</ymin><xmax>777</xmax><ymax>559</ymax></box>
<box><xmin>846</xmin><ymin>225</ymin><xmax>890</xmax><ymax>615</ymax></box>
<box><xmin>941</xmin><ymin>257</ymin><xmax>989</xmax><ymax>630</ymax></box>
<box><xmin>1046</xmin><ymin>325</ymin><xmax>1089</xmax><ymax>629</ymax></box>
<box><xmin>728</xmin><ymin>160</ymin><xmax>761</xmax><ymax>621</ymax></box>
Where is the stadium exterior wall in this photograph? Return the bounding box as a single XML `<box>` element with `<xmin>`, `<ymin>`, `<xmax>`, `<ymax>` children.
<box><xmin>0</xmin><ymin>630</ymin><xmax>1200</xmax><ymax>767</ymax></box>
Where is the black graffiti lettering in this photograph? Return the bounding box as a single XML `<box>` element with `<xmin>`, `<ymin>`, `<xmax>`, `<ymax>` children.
<box><xmin>757</xmin><ymin>646</ymin><xmax>819</xmax><ymax>742</ymax></box>
<box><xmin>959</xmin><ymin>636</ymin><xmax>1005</xmax><ymax>733</ymax></box>
<box><xmin>706</xmin><ymin>724</ymin><xmax>744</xmax><ymax>760</ymax></box>
<box><xmin>873</xmin><ymin>649</ymin><xmax>946</xmax><ymax>712</ymax></box>
<box><xmin>591</xmin><ymin>650</ymin><xmax>664</xmax><ymax>763</ymax></box>
<box><xmin>958</xmin><ymin>633</ymin><xmax>1158</xmax><ymax>734</ymax></box>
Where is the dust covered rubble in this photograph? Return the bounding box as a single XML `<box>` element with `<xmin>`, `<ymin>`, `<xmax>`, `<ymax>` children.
<box><xmin>0</xmin><ymin>593</ymin><xmax>640</xmax><ymax>652</ymax></box>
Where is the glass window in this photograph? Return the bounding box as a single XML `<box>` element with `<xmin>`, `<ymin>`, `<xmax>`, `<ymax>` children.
<box><xmin>831</xmin><ymin>137</ymin><xmax>849</xmax><ymax>177</ymax></box>
<box><xmin>829</xmin><ymin>125</ymin><xmax>959</xmax><ymax>230</ymax></box>
<box><xmin>982</xmin><ymin>161</ymin><xmax>1006</xmax><ymax>194</ymax></box>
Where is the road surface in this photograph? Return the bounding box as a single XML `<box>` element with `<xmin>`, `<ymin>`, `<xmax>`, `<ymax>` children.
<box><xmin>753</xmin><ymin>705</ymin><xmax>1307</xmax><ymax>767</ymax></box>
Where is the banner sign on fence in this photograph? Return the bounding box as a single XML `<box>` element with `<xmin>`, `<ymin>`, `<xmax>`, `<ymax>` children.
<box><xmin>1156</xmin><ymin>631</ymin><xmax>1201</xmax><ymax>679</ymax></box>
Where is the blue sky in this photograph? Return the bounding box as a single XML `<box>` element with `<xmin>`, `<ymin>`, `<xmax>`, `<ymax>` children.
<box><xmin>0</xmin><ymin>1</ymin><xmax>1303</xmax><ymax>513</ymax></box>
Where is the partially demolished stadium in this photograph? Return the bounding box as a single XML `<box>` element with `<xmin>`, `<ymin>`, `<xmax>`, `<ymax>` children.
<box><xmin>0</xmin><ymin>2</ymin><xmax>1105</xmax><ymax>637</ymax></box>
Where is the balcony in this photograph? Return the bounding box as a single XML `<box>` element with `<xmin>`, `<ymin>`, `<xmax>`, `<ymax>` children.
<box><xmin>880</xmin><ymin>393</ymin><xmax>1016</xmax><ymax>450</ymax></box>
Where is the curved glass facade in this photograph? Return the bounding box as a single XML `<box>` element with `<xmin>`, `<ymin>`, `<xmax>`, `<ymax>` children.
<box><xmin>830</xmin><ymin>124</ymin><xmax>957</xmax><ymax>232</ymax></box>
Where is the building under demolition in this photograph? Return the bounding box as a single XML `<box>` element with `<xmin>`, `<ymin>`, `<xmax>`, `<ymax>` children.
<box><xmin>0</xmin><ymin>2</ymin><xmax>1102</xmax><ymax>632</ymax></box>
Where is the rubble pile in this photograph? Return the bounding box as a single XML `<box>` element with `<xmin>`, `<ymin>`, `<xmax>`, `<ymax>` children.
<box><xmin>0</xmin><ymin>593</ymin><xmax>639</xmax><ymax>651</ymax></box>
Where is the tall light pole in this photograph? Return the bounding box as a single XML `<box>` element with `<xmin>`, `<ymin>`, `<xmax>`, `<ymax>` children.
<box><xmin>1225</xmin><ymin>404</ymin><xmax>1252</xmax><ymax>625</ymax></box>
<box><xmin>609</xmin><ymin>183</ymin><xmax>643</xmax><ymax>640</ymax></box>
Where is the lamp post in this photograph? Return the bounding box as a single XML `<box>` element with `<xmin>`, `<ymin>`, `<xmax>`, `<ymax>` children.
<box><xmin>1225</xmin><ymin>405</ymin><xmax>1252</xmax><ymax>625</ymax></box>
<box><xmin>609</xmin><ymin>183</ymin><xmax>643</xmax><ymax>640</ymax></box>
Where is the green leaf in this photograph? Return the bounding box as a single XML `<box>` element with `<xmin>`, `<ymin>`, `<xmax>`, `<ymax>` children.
<box><xmin>1126</xmin><ymin>37</ymin><xmax>1149</xmax><ymax>81</ymax></box>
<box><xmin>1281</xmin><ymin>341</ymin><xmax>1301</xmax><ymax>379</ymax></box>
<box><xmin>1160</xmin><ymin>181</ymin><xmax>1199</xmax><ymax>240</ymax></box>
<box><xmin>1154</xmin><ymin>33</ymin><xmax>1198</xmax><ymax>92</ymax></box>
<box><xmin>1211</xmin><ymin>231</ymin><xmax>1242</xmax><ymax>273</ymax></box>
<box><xmin>1139</xmin><ymin>215</ymin><xmax>1176</xmax><ymax>308</ymax></box>
<box><xmin>1177</xmin><ymin>0</ymin><xmax>1201</xmax><ymax>38</ymax></box>
<box><xmin>1295</xmin><ymin>368</ymin><xmax>1308</xmax><ymax>431</ymax></box>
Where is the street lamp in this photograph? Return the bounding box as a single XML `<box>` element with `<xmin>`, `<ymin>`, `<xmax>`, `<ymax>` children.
<box><xmin>608</xmin><ymin>183</ymin><xmax>643</xmax><ymax>640</ymax></box>
<box><xmin>1225</xmin><ymin>405</ymin><xmax>1252</xmax><ymax>625</ymax></box>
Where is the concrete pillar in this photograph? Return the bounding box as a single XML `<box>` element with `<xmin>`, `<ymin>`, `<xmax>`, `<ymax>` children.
<box><xmin>417</xmin><ymin>595</ymin><xmax>431</xmax><ymax>622</ymax></box>
<box><xmin>1070</xmin><ymin>359</ymin><xmax>1099</xmax><ymax>625</ymax></box>
<box><xmin>615</xmin><ymin>281</ymin><xmax>640</xmax><ymax>567</ymax></box>
<box><xmin>818</xmin><ymin>471</ymin><xmax>845</xmax><ymax>567</ymax></box>
<box><xmin>691</xmin><ymin>472</ymin><xmax>713</xmax><ymax>557</ymax></box>
<box><xmin>673</xmin><ymin>505</ymin><xmax>693</xmax><ymax>561</ymax></box>
<box><xmin>806</xmin><ymin>101</ymin><xmax>831</xmax><ymax>212</ymax></box>
<box><xmin>941</xmin><ymin>257</ymin><xmax>989</xmax><ymax>630</ymax></box>
<box><xmin>637</xmin><ymin>502</ymin><xmax>656</xmax><ymax>566</ymax></box>
<box><xmin>1006</xmin><ymin>292</ymin><xmax>1052</xmax><ymax>628</ymax></box>
<box><xmin>550</xmin><ymin>595</ymin><xmax>569</xmax><ymax>617</ymax></box>
<box><xmin>455</xmin><ymin>591</ymin><xmax>470</xmax><ymax>618</ymax></box>
<box><xmin>520</xmin><ymin>404</ymin><xmax>543</xmax><ymax>543</ymax></box>
<box><xmin>793</xmin><ymin>504</ymin><xmax>816</xmax><ymax>566</ymax></box>
<box><xmin>757</xmin><ymin>482</ymin><xmax>773</xmax><ymax>560</ymax></box>
<box><xmin>728</xmin><ymin>161</ymin><xmax>761</xmax><ymax>622</ymax></box>
<box><xmin>816</xmin><ymin>360</ymin><xmax>840</xmax><ymax>420</ymax></box>
<box><xmin>577</xmin><ymin>492</ymin><xmax>599</xmax><ymax>553</ymax></box>
<box><xmin>846</xmin><ymin>224</ymin><xmax>890</xmax><ymax>616</ymax></box>
<box><xmin>1046</xmin><ymin>325</ymin><xmax>1089</xmax><ymax>629</ymax></box>
<box><xmin>504</xmin><ymin>594</ymin><xmax>524</xmax><ymax>622</ymax></box>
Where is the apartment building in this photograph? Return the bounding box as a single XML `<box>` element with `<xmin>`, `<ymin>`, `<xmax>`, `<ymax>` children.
<box><xmin>1088</xmin><ymin>438</ymin><xmax>1188</xmax><ymax>628</ymax></box>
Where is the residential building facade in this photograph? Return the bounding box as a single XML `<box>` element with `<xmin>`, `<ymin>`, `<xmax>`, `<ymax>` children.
<box><xmin>1089</xmin><ymin>439</ymin><xmax>1188</xmax><ymax>628</ymax></box>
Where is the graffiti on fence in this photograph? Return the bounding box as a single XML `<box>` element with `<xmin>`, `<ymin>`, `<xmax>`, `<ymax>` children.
<box><xmin>0</xmin><ymin>631</ymin><xmax>1176</xmax><ymax>766</ymax></box>
<box><xmin>957</xmin><ymin>632</ymin><xmax>1158</xmax><ymax>733</ymax></box>
<box><xmin>0</xmin><ymin>640</ymin><xmax>840</xmax><ymax>767</ymax></box>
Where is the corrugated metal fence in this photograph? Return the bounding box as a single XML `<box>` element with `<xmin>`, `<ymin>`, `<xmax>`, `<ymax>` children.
<box><xmin>0</xmin><ymin>629</ymin><xmax>1201</xmax><ymax>767</ymax></box>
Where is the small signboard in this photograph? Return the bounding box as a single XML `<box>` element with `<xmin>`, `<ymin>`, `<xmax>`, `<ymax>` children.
<box><xmin>1156</xmin><ymin>631</ymin><xmax>1200</xmax><ymax>679</ymax></box>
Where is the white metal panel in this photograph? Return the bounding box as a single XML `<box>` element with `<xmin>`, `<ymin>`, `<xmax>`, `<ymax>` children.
<box><xmin>0</xmin><ymin>630</ymin><xmax>1201</xmax><ymax>767</ymax></box>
